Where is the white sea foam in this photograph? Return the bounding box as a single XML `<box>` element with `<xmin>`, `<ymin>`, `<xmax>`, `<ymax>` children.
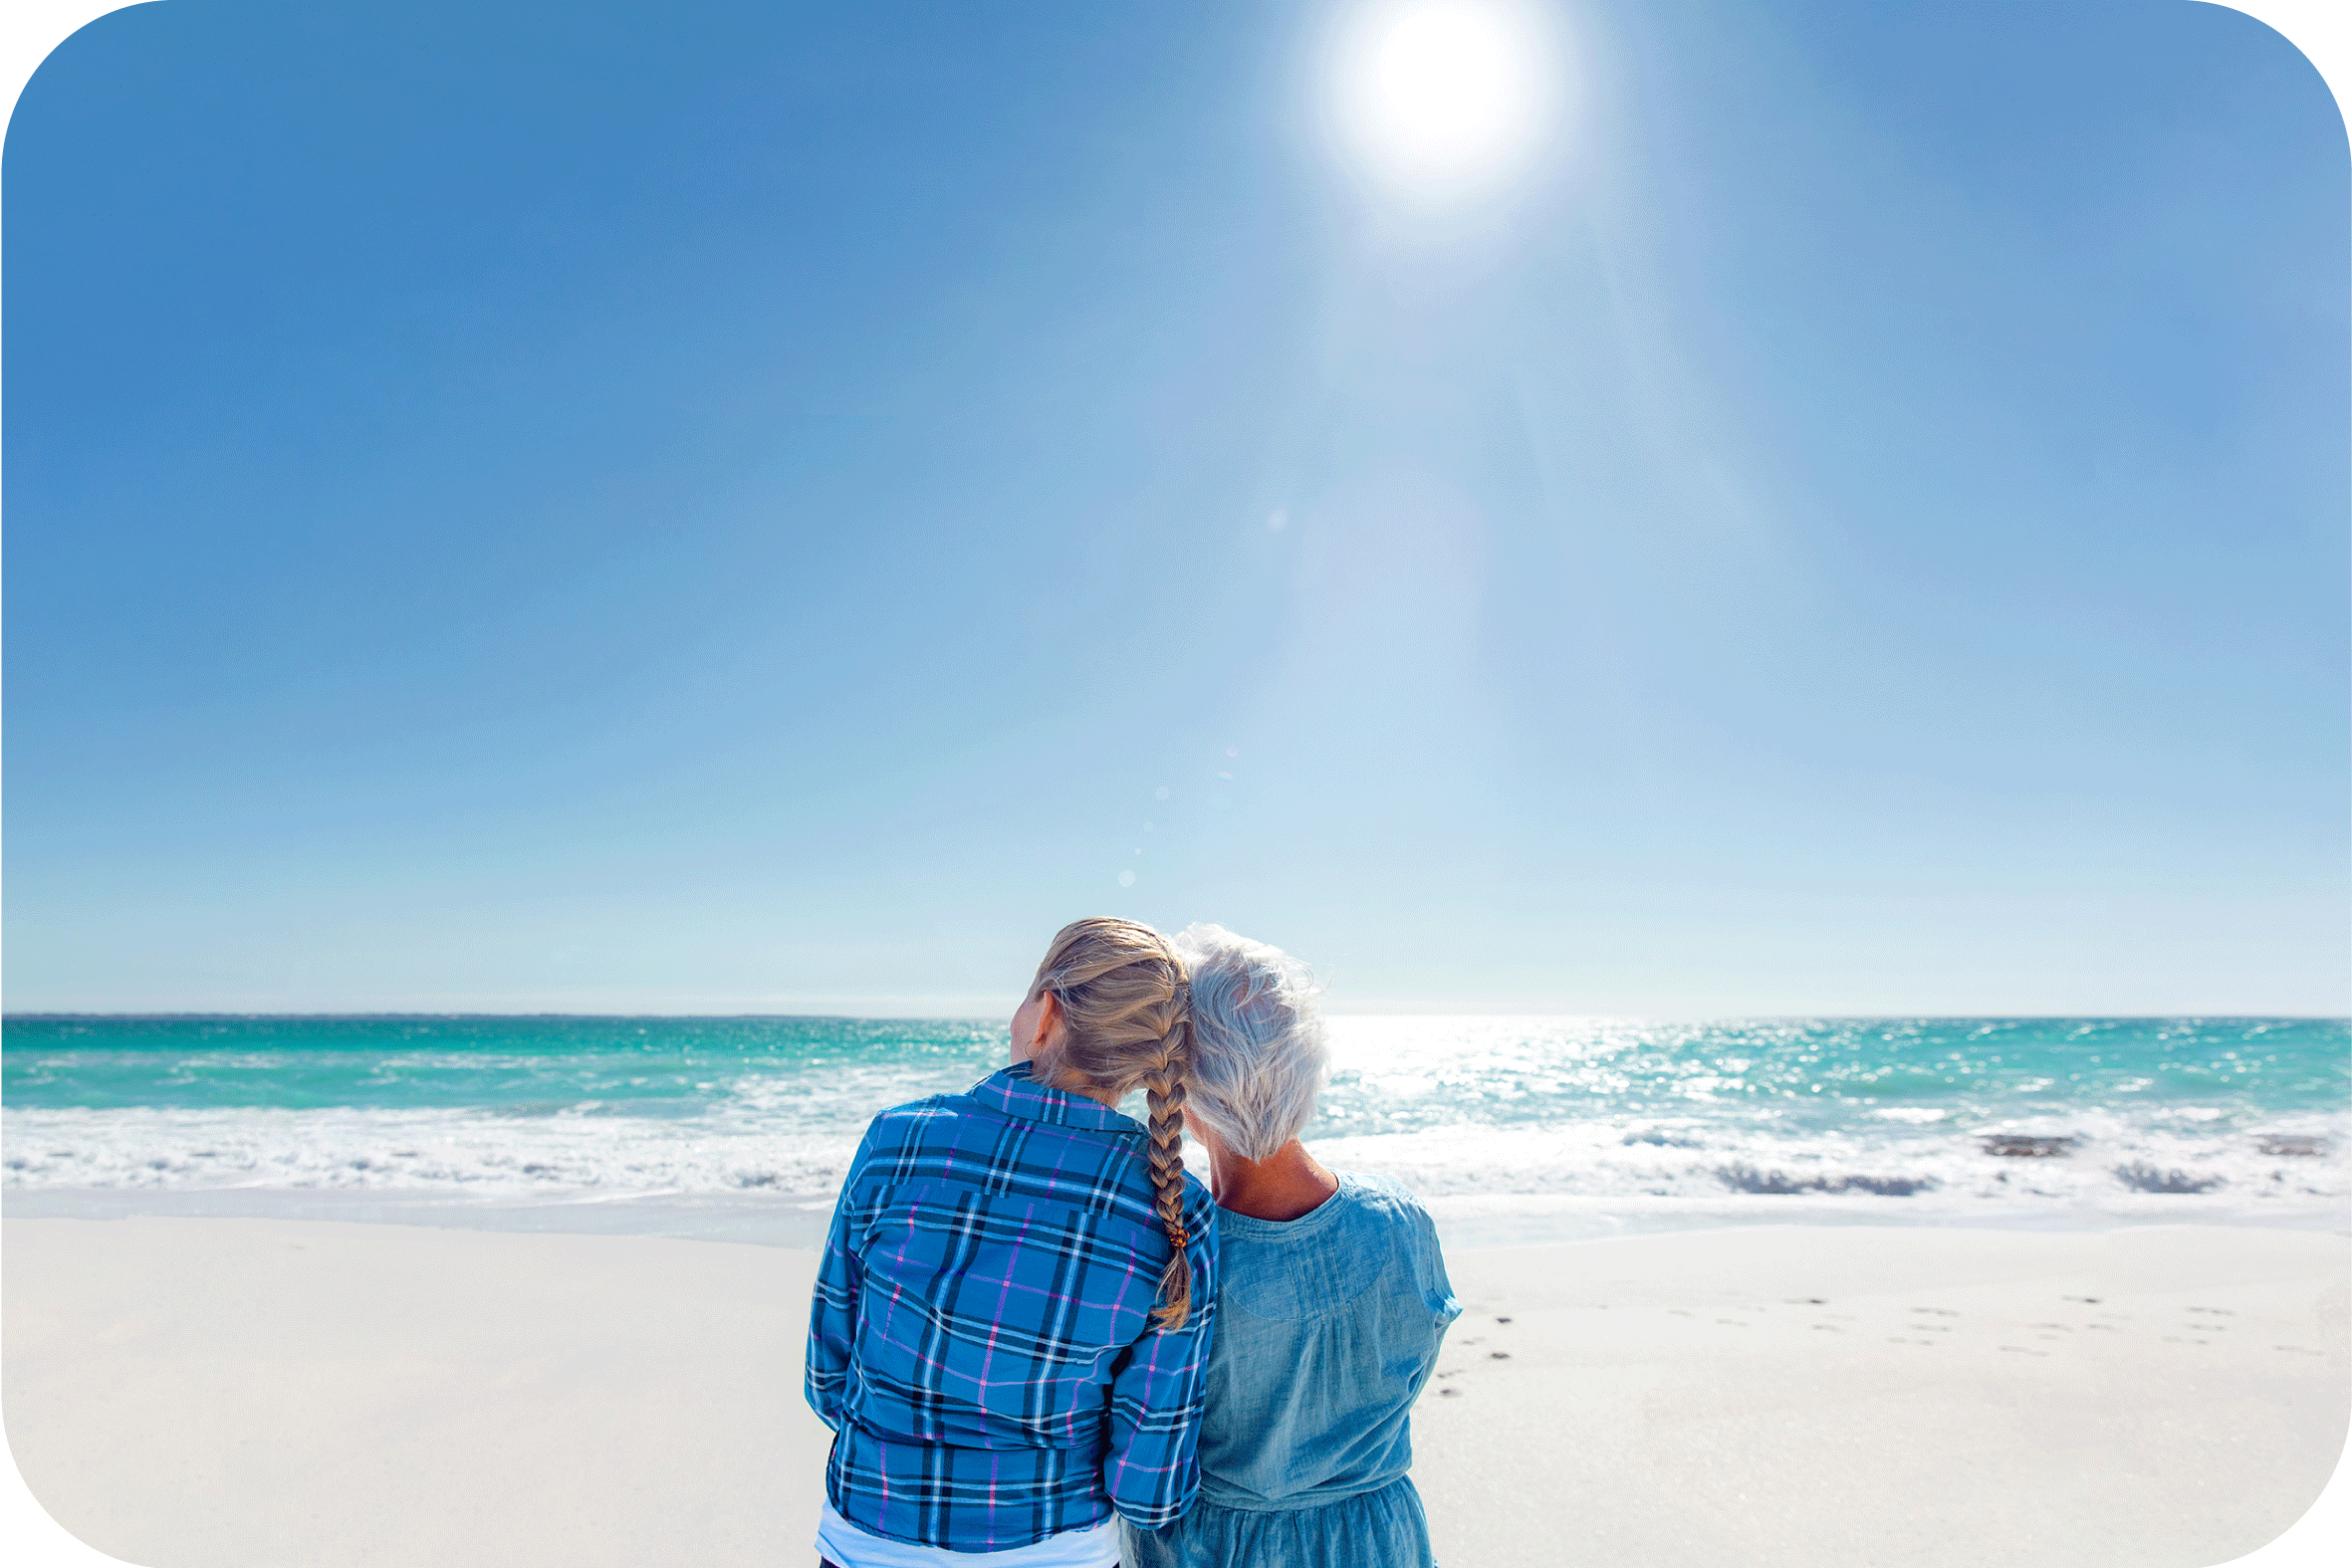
<box><xmin>2</xmin><ymin>1104</ymin><xmax>869</xmax><ymax>1198</ymax></box>
<box><xmin>6</xmin><ymin>1098</ymin><xmax>2343</xmax><ymax>1234</ymax></box>
<box><xmin>1305</xmin><ymin>1114</ymin><xmax>2349</xmax><ymax>1219</ymax></box>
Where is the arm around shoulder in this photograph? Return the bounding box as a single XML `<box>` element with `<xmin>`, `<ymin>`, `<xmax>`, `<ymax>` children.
<box><xmin>1100</xmin><ymin>1209</ymin><xmax>1220</xmax><ymax>1529</ymax></box>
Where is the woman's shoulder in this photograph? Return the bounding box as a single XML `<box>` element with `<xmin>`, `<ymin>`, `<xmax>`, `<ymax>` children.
<box><xmin>1209</xmin><ymin>1172</ymin><xmax>1450</xmax><ymax>1322</ymax></box>
<box><xmin>1329</xmin><ymin>1173</ymin><xmax>1450</xmax><ymax>1269</ymax></box>
<box><xmin>847</xmin><ymin>1090</ymin><xmax>1202</xmax><ymax>1250</ymax></box>
<box><xmin>1214</xmin><ymin>1171</ymin><xmax>1443</xmax><ymax>1253</ymax></box>
<box><xmin>1332</xmin><ymin>1173</ymin><xmax>1457</xmax><ymax>1316</ymax></box>
<box><xmin>855</xmin><ymin>1090</ymin><xmax>978</xmax><ymax>1145</ymax></box>
<box><xmin>844</xmin><ymin>1083</ymin><xmax>1041</xmax><ymax>1180</ymax></box>
<box><xmin>1332</xmin><ymin>1170</ymin><xmax>1437</xmax><ymax>1227</ymax></box>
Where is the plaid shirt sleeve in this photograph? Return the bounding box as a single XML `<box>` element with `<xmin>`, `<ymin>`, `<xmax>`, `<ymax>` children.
<box><xmin>804</xmin><ymin>1125</ymin><xmax>873</xmax><ymax>1431</ymax></box>
<box><xmin>1099</xmin><ymin>1207</ymin><xmax>1219</xmax><ymax>1529</ymax></box>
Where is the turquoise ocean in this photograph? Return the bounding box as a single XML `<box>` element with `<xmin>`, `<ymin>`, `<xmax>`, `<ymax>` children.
<box><xmin>4</xmin><ymin>1015</ymin><xmax>2345</xmax><ymax>1244</ymax></box>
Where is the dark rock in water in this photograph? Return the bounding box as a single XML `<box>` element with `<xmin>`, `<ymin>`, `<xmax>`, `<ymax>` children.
<box><xmin>1717</xmin><ymin>1162</ymin><xmax>1814</xmax><ymax>1195</ymax></box>
<box><xmin>1837</xmin><ymin>1173</ymin><xmax>1938</xmax><ymax>1197</ymax></box>
<box><xmin>2113</xmin><ymin>1160</ymin><xmax>2224</xmax><ymax>1195</ymax></box>
<box><xmin>2257</xmin><ymin>1135</ymin><xmax>2329</xmax><ymax>1158</ymax></box>
<box><xmin>1982</xmin><ymin>1135</ymin><xmax>2074</xmax><ymax>1158</ymax></box>
<box><xmin>1715</xmin><ymin>1162</ymin><xmax>1936</xmax><ymax>1197</ymax></box>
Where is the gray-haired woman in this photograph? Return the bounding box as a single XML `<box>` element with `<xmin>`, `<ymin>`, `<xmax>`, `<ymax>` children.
<box><xmin>1119</xmin><ymin>925</ymin><xmax>1461</xmax><ymax>1568</ymax></box>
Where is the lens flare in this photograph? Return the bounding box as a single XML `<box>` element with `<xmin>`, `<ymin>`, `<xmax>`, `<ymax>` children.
<box><xmin>1329</xmin><ymin>0</ymin><xmax>1560</xmax><ymax>203</ymax></box>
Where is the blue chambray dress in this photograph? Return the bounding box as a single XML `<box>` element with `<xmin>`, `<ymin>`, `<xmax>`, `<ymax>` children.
<box><xmin>1119</xmin><ymin>1172</ymin><xmax>1462</xmax><ymax>1568</ymax></box>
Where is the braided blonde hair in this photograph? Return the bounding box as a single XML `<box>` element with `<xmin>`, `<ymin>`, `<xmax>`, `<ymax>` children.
<box><xmin>1027</xmin><ymin>917</ymin><xmax>1197</xmax><ymax>1329</ymax></box>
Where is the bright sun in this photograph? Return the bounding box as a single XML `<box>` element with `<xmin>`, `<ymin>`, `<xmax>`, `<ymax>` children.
<box><xmin>1330</xmin><ymin>0</ymin><xmax>1558</xmax><ymax>203</ymax></box>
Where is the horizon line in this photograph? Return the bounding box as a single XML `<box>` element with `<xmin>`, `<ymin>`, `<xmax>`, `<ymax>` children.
<box><xmin>6</xmin><ymin>1008</ymin><xmax>2346</xmax><ymax>1023</ymax></box>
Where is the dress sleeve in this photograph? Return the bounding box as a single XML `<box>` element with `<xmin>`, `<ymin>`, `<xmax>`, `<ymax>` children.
<box><xmin>1416</xmin><ymin>1201</ymin><xmax>1464</xmax><ymax>1328</ymax></box>
<box><xmin>1098</xmin><ymin>1199</ymin><xmax>1220</xmax><ymax>1529</ymax></box>
<box><xmin>804</xmin><ymin>1127</ymin><xmax>875</xmax><ymax>1431</ymax></box>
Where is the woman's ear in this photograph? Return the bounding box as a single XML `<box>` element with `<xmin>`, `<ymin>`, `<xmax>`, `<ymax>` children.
<box><xmin>1034</xmin><ymin>990</ymin><xmax>1063</xmax><ymax>1050</ymax></box>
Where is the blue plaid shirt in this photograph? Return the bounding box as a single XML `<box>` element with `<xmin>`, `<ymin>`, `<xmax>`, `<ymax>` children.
<box><xmin>806</xmin><ymin>1063</ymin><xmax>1221</xmax><ymax>1550</ymax></box>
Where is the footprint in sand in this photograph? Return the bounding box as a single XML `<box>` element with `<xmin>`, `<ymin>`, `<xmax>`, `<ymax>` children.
<box><xmin>2275</xmin><ymin>1346</ymin><xmax>2325</xmax><ymax>1356</ymax></box>
<box><xmin>2188</xmin><ymin>1307</ymin><xmax>2235</xmax><ymax>1316</ymax></box>
<box><xmin>1811</xmin><ymin>1324</ymin><xmax>1842</xmax><ymax>1332</ymax></box>
<box><xmin>1909</xmin><ymin>1307</ymin><xmax>1960</xmax><ymax>1317</ymax></box>
<box><xmin>1715</xmin><ymin>1319</ymin><xmax>1750</xmax><ymax>1327</ymax></box>
<box><xmin>1439</xmin><ymin>1387</ymin><xmax>1462</xmax><ymax>1397</ymax></box>
<box><xmin>2061</xmin><ymin>1295</ymin><xmax>2101</xmax><ymax>1304</ymax></box>
<box><xmin>1785</xmin><ymin>1297</ymin><xmax>1828</xmax><ymax>1305</ymax></box>
<box><xmin>2028</xmin><ymin>1323</ymin><xmax>2073</xmax><ymax>1332</ymax></box>
<box><xmin>1999</xmin><ymin>1346</ymin><xmax>2049</xmax><ymax>1356</ymax></box>
<box><xmin>1489</xmin><ymin>1351</ymin><xmax>1511</xmax><ymax>1359</ymax></box>
<box><xmin>1494</xmin><ymin>1316</ymin><xmax>1513</xmax><ymax>1324</ymax></box>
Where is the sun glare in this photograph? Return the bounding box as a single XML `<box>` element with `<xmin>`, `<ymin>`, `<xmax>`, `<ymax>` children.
<box><xmin>1329</xmin><ymin>0</ymin><xmax>1559</xmax><ymax>204</ymax></box>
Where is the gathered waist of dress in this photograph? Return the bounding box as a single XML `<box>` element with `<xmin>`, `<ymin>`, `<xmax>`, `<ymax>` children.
<box><xmin>1194</xmin><ymin>1468</ymin><xmax>1411</xmax><ymax>1513</ymax></box>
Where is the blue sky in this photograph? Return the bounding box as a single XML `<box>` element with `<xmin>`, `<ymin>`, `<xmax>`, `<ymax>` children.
<box><xmin>5</xmin><ymin>0</ymin><xmax>2344</xmax><ymax>1014</ymax></box>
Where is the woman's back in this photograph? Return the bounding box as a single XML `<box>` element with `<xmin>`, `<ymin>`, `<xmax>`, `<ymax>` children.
<box><xmin>1122</xmin><ymin>924</ymin><xmax>1457</xmax><ymax>1568</ymax></box>
<box><xmin>808</xmin><ymin>1064</ymin><xmax>1219</xmax><ymax>1549</ymax></box>
<box><xmin>1199</xmin><ymin>1172</ymin><xmax>1458</xmax><ymax>1506</ymax></box>
<box><xmin>1125</xmin><ymin>1170</ymin><xmax>1459</xmax><ymax>1568</ymax></box>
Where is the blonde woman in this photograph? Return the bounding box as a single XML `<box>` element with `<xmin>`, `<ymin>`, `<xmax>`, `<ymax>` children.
<box><xmin>806</xmin><ymin>918</ymin><xmax>1220</xmax><ymax>1568</ymax></box>
<box><xmin>1121</xmin><ymin>925</ymin><xmax>1460</xmax><ymax>1568</ymax></box>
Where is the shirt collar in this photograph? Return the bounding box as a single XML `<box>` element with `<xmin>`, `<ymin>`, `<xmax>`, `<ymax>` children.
<box><xmin>971</xmin><ymin>1061</ymin><xmax>1143</xmax><ymax>1136</ymax></box>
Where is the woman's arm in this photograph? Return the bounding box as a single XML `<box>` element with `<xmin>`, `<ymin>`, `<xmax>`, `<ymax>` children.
<box><xmin>1099</xmin><ymin>1225</ymin><xmax>1219</xmax><ymax>1529</ymax></box>
<box><xmin>804</xmin><ymin>1130</ymin><xmax>875</xmax><ymax>1431</ymax></box>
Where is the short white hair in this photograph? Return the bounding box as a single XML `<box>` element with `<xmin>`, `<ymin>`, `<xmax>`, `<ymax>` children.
<box><xmin>1173</xmin><ymin>923</ymin><xmax>1328</xmax><ymax>1162</ymax></box>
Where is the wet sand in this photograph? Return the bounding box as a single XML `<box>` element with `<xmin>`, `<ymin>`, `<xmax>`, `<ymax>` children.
<box><xmin>3</xmin><ymin>1218</ymin><xmax>2343</xmax><ymax>1567</ymax></box>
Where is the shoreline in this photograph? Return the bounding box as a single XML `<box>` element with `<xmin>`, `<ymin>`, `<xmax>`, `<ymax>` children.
<box><xmin>5</xmin><ymin>1215</ymin><xmax>2344</xmax><ymax>1567</ymax></box>
<box><xmin>7</xmin><ymin>1182</ymin><xmax>2345</xmax><ymax>1252</ymax></box>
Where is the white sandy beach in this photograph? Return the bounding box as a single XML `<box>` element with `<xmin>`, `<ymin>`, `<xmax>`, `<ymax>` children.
<box><xmin>4</xmin><ymin>1217</ymin><xmax>2344</xmax><ymax>1568</ymax></box>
